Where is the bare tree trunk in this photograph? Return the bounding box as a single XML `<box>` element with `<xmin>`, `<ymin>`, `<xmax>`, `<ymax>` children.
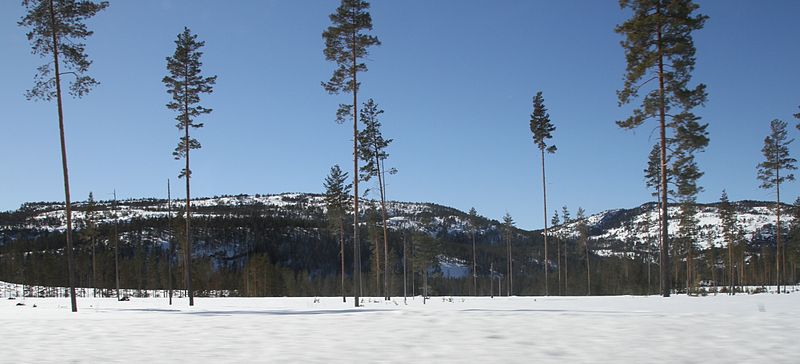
<box><xmin>472</xmin><ymin>230</ymin><xmax>477</xmax><ymax>295</ymax></box>
<box><xmin>377</xmin><ymin>157</ymin><xmax>391</xmax><ymax>300</ymax></box>
<box><xmin>168</xmin><ymin>179</ymin><xmax>173</xmax><ymax>305</ymax></box>
<box><xmin>351</xmin><ymin>30</ymin><xmax>361</xmax><ymax>307</ymax></box>
<box><xmin>585</xmin><ymin>240</ymin><xmax>591</xmax><ymax>296</ymax></box>
<box><xmin>48</xmin><ymin>0</ymin><xmax>77</xmax><ymax>312</ymax></box>
<box><xmin>557</xmin><ymin>239</ymin><xmax>562</xmax><ymax>295</ymax></box>
<box><xmin>114</xmin><ymin>191</ymin><xmax>120</xmax><ymax>301</ymax></box>
<box><xmin>656</xmin><ymin>9</ymin><xmax>671</xmax><ymax>298</ymax></box>
<box><xmin>565</xmin><ymin>241</ymin><xmax>569</xmax><ymax>295</ymax></box>
<box><xmin>184</xmin><ymin>96</ymin><xmax>194</xmax><ymax>307</ymax></box>
<box><xmin>776</xmin><ymin>165</ymin><xmax>782</xmax><ymax>294</ymax></box>
<box><xmin>403</xmin><ymin>232</ymin><xmax>407</xmax><ymax>304</ymax></box>
<box><xmin>541</xmin><ymin>148</ymin><xmax>549</xmax><ymax>296</ymax></box>
<box><xmin>340</xmin><ymin>220</ymin><xmax>346</xmax><ymax>303</ymax></box>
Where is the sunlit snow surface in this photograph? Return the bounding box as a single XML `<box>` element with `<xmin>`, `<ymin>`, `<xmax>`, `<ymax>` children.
<box><xmin>2</xmin><ymin>291</ymin><xmax>798</xmax><ymax>363</ymax></box>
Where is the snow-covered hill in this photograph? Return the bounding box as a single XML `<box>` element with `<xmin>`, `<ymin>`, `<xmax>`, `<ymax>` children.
<box><xmin>550</xmin><ymin>201</ymin><xmax>792</xmax><ymax>251</ymax></box>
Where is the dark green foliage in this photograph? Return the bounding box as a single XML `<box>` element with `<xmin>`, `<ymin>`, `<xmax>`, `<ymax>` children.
<box><xmin>616</xmin><ymin>0</ymin><xmax>709</xmax><ymax>296</ymax></box>
<box><xmin>644</xmin><ymin>143</ymin><xmax>667</xmax><ymax>198</ymax></box>
<box><xmin>163</xmin><ymin>27</ymin><xmax>217</xmax><ymax>178</ymax></box>
<box><xmin>529</xmin><ymin>91</ymin><xmax>556</xmax><ymax>153</ymax></box>
<box><xmin>757</xmin><ymin>119</ymin><xmax>796</xmax><ymax>190</ymax></box>
<box><xmin>615</xmin><ymin>0</ymin><xmax>708</xmax><ymax>128</ymax></box>
<box><xmin>19</xmin><ymin>0</ymin><xmax>109</xmax><ymax>100</ymax></box>
<box><xmin>357</xmin><ymin>99</ymin><xmax>394</xmax><ymax>182</ymax></box>
<box><xmin>321</xmin><ymin>0</ymin><xmax>380</xmax><ymax>97</ymax></box>
<box><xmin>324</xmin><ymin>165</ymin><xmax>352</xmax><ymax>221</ymax></box>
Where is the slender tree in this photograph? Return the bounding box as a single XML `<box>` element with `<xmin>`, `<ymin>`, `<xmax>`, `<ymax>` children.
<box><xmin>113</xmin><ymin>190</ymin><xmax>120</xmax><ymax>300</ymax></box>
<box><xmin>324</xmin><ymin>165</ymin><xmax>352</xmax><ymax>303</ymax></box>
<box><xmin>163</xmin><ymin>27</ymin><xmax>217</xmax><ymax>306</ymax></box>
<box><xmin>468</xmin><ymin>207</ymin><xmax>479</xmax><ymax>295</ymax></box>
<box><xmin>718</xmin><ymin>190</ymin><xmax>740</xmax><ymax>295</ymax></box>
<box><xmin>530</xmin><ymin>90</ymin><xmax>556</xmax><ymax>295</ymax></box>
<box><xmin>19</xmin><ymin>0</ymin><xmax>109</xmax><ymax>312</ymax></box>
<box><xmin>80</xmin><ymin>192</ymin><xmax>99</xmax><ymax>296</ymax></box>
<box><xmin>167</xmin><ymin>179</ymin><xmax>175</xmax><ymax>305</ymax></box>
<box><xmin>357</xmin><ymin>99</ymin><xmax>395</xmax><ymax>300</ymax></box>
<box><xmin>502</xmin><ymin>212</ymin><xmax>515</xmax><ymax>296</ymax></box>
<box><xmin>616</xmin><ymin>0</ymin><xmax>708</xmax><ymax>297</ymax></box>
<box><xmin>322</xmin><ymin>0</ymin><xmax>381</xmax><ymax>307</ymax></box>
<box><xmin>757</xmin><ymin>119</ymin><xmax>796</xmax><ymax>294</ymax></box>
<box><xmin>576</xmin><ymin>207</ymin><xmax>590</xmax><ymax>295</ymax></box>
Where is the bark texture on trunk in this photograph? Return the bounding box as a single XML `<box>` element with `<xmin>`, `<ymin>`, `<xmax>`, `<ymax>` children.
<box><xmin>48</xmin><ymin>0</ymin><xmax>77</xmax><ymax>313</ymax></box>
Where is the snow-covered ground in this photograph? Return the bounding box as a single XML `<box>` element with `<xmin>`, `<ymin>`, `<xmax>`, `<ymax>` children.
<box><xmin>2</xmin><ymin>290</ymin><xmax>798</xmax><ymax>363</ymax></box>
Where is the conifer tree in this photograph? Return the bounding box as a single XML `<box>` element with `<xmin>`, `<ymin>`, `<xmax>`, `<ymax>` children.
<box><xmin>616</xmin><ymin>0</ymin><xmax>708</xmax><ymax>297</ymax></box>
<box><xmin>718</xmin><ymin>190</ymin><xmax>740</xmax><ymax>295</ymax></box>
<box><xmin>530</xmin><ymin>90</ymin><xmax>556</xmax><ymax>295</ymax></box>
<box><xmin>80</xmin><ymin>192</ymin><xmax>99</xmax><ymax>296</ymax></box>
<box><xmin>357</xmin><ymin>99</ymin><xmax>395</xmax><ymax>300</ymax></box>
<box><xmin>322</xmin><ymin>0</ymin><xmax>380</xmax><ymax>307</ymax></box>
<box><xmin>324</xmin><ymin>165</ymin><xmax>352</xmax><ymax>303</ymax></box>
<box><xmin>757</xmin><ymin>119</ymin><xmax>796</xmax><ymax>294</ymax></box>
<box><xmin>576</xmin><ymin>207</ymin><xmax>590</xmax><ymax>295</ymax></box>
<box><xmin>794</xmin><ymin>105</ymin><xmax>799</xmax><ymax>129</ymax></box>
<box><xmin>468</xmin><ymin>207</ymin><xmax>479</xmax><ymax>295</ymax></box>
<box><xmin>163</xmin><ymin>27</ymin><xmax>217</xmax><ymax>306</ymax></box>
<box><xmin>502</xmin><ymin>212</ymin><xmax>515</xmax><ymax>296</ymax></box>
<box><xmin>19</xmin><ymin>0</ymin><xmax>109</xmax><ymax>313</ymax></box>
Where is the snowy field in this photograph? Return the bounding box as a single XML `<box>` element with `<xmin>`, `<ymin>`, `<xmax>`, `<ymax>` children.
<box><xmin>2</xmin><ymin>292</ymin><xmax>799</xmax><ymax>363</ymax></box>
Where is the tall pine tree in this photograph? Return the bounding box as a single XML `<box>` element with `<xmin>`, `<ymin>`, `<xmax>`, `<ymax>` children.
<box><xmin>324</xmin><ymin>165</ymin><xmax>352</xmax><ymax>303</ymax></box>
<box><xmin>502</xmin><ymin>212</ymin><xmax>515</xmax><ymax>296</ymax></box>
<box><xmin>468</xmin><ymin>207</ymin><xmax>479</xmax><ymax>295</ymax></box>
<box><xmin>529</xmin><ymin>91</ymin><xmax>556</xmax><ymax>296</ymax></box>
<box><xmin>357</xmin><ymin>99</ymin><xmax>395</xmax><ymax>300</ymax></box>
<box><xmin>322</xmin><ymin>0</ymin><xmax>380</xmax><ymax>307</ymax></box>
<box><xmin>19</xmin><ymin>0</ymin><xmax>108</xmax><ymax>312</ymax></box>
<box><xmin>757</xmin><ymin>119</ymin><xmax>796</xmax><ymax>294</ymax></box>
<box><xmin>163</xmin><ymin>27</ymin><xmax>217</xmax><ymax>306</ymax></box>
<box><xmin>616</xmin><ymin>0</ymin><xmax>708</xmax><ymax>297</ymax></box>
<box><xmin>718</xmin><ymin>190</ymin><xmax>740</xmax><ymax>295</ymax></box>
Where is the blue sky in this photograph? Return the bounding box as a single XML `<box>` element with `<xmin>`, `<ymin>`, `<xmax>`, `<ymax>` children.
<box><xmin>1</xmin><ymin>0</ymin><xmax>799</xmax><ymax>229</ymax></box>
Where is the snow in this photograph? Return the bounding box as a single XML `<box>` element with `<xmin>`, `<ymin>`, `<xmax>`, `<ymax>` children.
<box><xmin>2</xmin><ymin>282</ymin><xmax>798</xmax><ymax>363</ymax></box>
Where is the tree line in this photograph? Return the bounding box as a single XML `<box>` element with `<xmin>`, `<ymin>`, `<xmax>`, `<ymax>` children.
<box><xmin>10</xmin><ymin>0</ymin><xmax>799</xmax><ymax>312</ymax></box>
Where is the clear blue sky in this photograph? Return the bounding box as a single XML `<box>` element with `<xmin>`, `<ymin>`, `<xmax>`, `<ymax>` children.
<box><xmin>1</xmin><ymin>0</ymin><xmax>799</xmax><ymax>230</ymax></box>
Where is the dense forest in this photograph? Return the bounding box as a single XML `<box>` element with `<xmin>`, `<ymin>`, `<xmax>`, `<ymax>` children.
<box><xmin>1</xmin><ymin>194</ymin><xmax>798</xmax><ymax>298</ymax></box>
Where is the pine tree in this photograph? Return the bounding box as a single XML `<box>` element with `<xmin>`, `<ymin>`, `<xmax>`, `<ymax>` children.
<box><xmin>19</xmin><ymin>0</ymin><xmax>109</xmax><ymax>312</ymax></box>
<box><xmin>616</xmin><ymin>0</ymin><xmax>708</xmax><ymax>297</ymax></box>
<box><xmin>324</xmin><ymin>165</ymin><xmax>352</xmax><ymax>303</ymax></box>
<box><xmin>322</xmin><ymin>0</ymin><xmax>380</xmax><ymax>307</ymax></box>
<box><xmin>718</xmin><ymin>190</ymin><xmax>741</xmax><ymax>295</ymax></box>
<box><xmin>163</xmin><ymin>27</ymin><xmax>217</xmax><ymax>306</ymax></box>
<box><xmin>794</xmin><ymin>105</ymin><xmax>799</xmax><ymax>129</ymax></box>
<box><xmin>576</xmin><ymin>207</ymin><xmax>591</xmax><ymax>295</ymax></box>
<box><xmin>468</xmin><ymin>207</ymin><xmax>479</xmax><ymax>295</ymax></box>
<box><xmin>757</xmin><ymin>119</ymin><xmax>796</xmax><ymax>294</ymax></box>
<box><xmin>79</xmin><ymin>192</ymin><xmax>99</xmax><ymax>296</ymax></box>
<box><xmin>530</xmin><ymin>90</ymin><xmax>556</xmax><ymax>295</ymax></box>
<box><xmin>357</xmin><ymin>99</ymin><xmax>395</xmax><ymax>300</ymax></box>
<box><xmin>502</xmin><ymin>212</ymin><xmax>515</xmax><ymax>296</ymax></box>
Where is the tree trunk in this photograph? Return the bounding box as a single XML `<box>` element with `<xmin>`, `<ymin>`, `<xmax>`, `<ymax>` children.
<box><xmin>48</xmin><ymin>0</ymin><xmax>77</xmax><ymax>313</ymax></box>
<box><xmin>403</xmin><ymin>232</ymin><xmax>407</xmax><ymax>304</ymax></box>
<box><xmin>168</xmin><ymin>179</ymin><xmax>173</xmax><ymax>305</ymax></box>
<box><xmin>776</xmin><ymin>162</ymin><xmax>782</xmax><ymax>294</ymax></box>
<box><xmin>586</xmin><ymin>241</ymin><xmax>591</xmax><ymax>296</ymax></box>
<box><xmin>114</xmin><ymin>192</ymin><xmax>120</xmax><ymax>301</ymax></box>
<box><xmin>472</xmin><ymin>230</ymin><xmax>477</xmax><ymax>295</ymax></box>
<box><xmin>377</xmin><ymin>155</ymin><xmax>391</xmax><ymax>300</ymax></box>
<box><xmin>351</xmin><ymin>25</ymin><xmax>361</xmax><ymax>307</ymax></box>
<box><xmin>184</xmin><ymin>88</ymin><xmax>194</xmax><ymax>307</ymax></box>
<box><xmin>340</xmin><ymin>219</ymin><xmax>346</xmax><ymax>303</ymax></box>
<box><xmin>655</xmin><ymin>4</ymin><xmax>671</xmax><ymax>297</ymax></box>
<box><xmin>557</xmin><ymin>238</ymin><xmax>562</xmax><ymax>295</ymax></box>
<box><xmin>541</xmin><ymin>148</ymin><xmax>549</xmax><ymax>296</ymax></box>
